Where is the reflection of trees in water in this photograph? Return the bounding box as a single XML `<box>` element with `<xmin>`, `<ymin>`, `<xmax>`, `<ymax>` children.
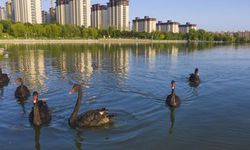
<box><xmin>7</xmin><ymin>45</ymin><xmax>47</xmax><ymax>91</ymax></box>
<box><xmin>4</xmin><ymin>43</ymin><xmax>222</xmax><ymax>87</ymax></box>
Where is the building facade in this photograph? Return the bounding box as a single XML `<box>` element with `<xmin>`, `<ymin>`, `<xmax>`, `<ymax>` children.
<box><xmin>56</xmin><ymin>0</ymin><xmax>66</xmax><ymax>25</ymax></box>
<box><xmin>5</xmin><ymin>0</ymin><xmax>12</xmax><ymax>19</ymax></box>
<box><xmin>132</xmin><ymin>16</ymin><xmax>156</xmax><ymax>33</ymax></box>
<box><xmin>0</xmin><ymin>7</ymin><xmax>6</xmax><ymax>20</ymax></box>
<box><xmin>49</xmin><ymin>7</ymin><xmax>56</xmax><ymax>23</ymax></box>
<box><xmin>156</xmin><ymin>20</ymin><xmax>180</xmax><ymax>33</ymax></box>
<box><xmin>11</xmin><ymin>0</ymin><xmax>42</xmax><ymax>24</ymax></box>
<box><xmin>107</xmin><ymin>0</ymin><xmax>129</xmax><ymax>31</ymax></box>
<box><xmin>91</xmin><ymin>4</ymin><xmax>108</xmax><ymax>29</ymax></box>
<box><xmin>179</xmin><ymin>22</ymin><xmax>197</xmax><ymax>33</ymax></box>
<box><xmin>56</xmin><ymin>0</ymin><xmax>91</xmax><ymax>27</ymax></box>
<box><xmin>42</xmin><ymin>10</ymin><xmax>49</xmax><ymax>24</ymax></box>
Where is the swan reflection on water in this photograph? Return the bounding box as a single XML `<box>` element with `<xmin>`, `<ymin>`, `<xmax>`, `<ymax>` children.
<box><xmin>168</xmin><ymin>107</ymin><xmax>176</xmax><ymax>135</ymax></box>
<box><xmin>33</xmin><ymin>126</ymin><xmax>41</xmax><ymax>150</ymax></box>
<box><xmin>74</xmin><ymin>130</ymin><xmax>84</xmax><ymax>150</ymax></box>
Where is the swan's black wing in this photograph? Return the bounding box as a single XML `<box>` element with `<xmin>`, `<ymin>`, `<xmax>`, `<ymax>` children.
<box><xmin>166</xmin><ymin>94</ymin><xmax>180</xmax><ymax>107</ymax></box>
<box><xmin>15</xmin><ymin>85</ymin><xmax>30</xmax><ymax>99</ymax></box>
<box><xmin>38</xmin><ymin>101</ymin><xmax>51</xmax><ymax>123</ymax></box>
<box><xmin>189</xmin><ymin>73</ymin><xmax>200</xmax><ymax>83</ymax></box>
<box><xmin>0</xmin><ymin>74</ymin><xmax>10</xmax><ymax>86</ymax></box>
<box><xmin>29</xmin><ymin>101</ymin><xmax>51</xmax><ymax>125</ymax></box>
<box><xmin>77</xmin><ymin>108</ymin><xmax>111</xmax><ymax>127</ymax></box>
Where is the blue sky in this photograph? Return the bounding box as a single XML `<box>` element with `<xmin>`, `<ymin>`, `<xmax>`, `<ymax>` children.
<box><xmin>1</xmin><ymin>0</ymin><xmax>250</xmax><ymax>31</ymax></box>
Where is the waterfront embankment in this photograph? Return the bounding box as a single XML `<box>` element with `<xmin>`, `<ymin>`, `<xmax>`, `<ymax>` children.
<box><xmin>0</xmin><ymin>39</ymin><xmax>190</xmax><ymax>44</ymax></box>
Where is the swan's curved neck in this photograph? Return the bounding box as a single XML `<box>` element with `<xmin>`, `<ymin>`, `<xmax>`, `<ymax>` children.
<box><xmin>171</xmin><ymin>88</ymin><xmax>175</xmax><ymax>94</ymax></box>
<box><xmin>33</xmin><ymin>102</ymin><xmax>41</xmax><ymax>126</ymax></box>
<box><xmin>20</xmin><ymin>81</ymin><xmax>24</xmax><ymax>87</ymax></box>
<box><xmin>69</xmin><ymin>86</ymin><xmax>82</xmax><ymax>126</ymax></box>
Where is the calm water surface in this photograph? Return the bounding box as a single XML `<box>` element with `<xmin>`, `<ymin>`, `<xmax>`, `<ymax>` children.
<box><xmin>0</xmin><ymin>43</ymin><xmax>250</xmax><ymax>150</ymax></box>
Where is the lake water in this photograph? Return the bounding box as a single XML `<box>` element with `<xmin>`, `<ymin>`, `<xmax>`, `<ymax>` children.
<box><xmin>0</xmin><ymin>43</ymin><xmax>250</xmax><ymax>150</ymax></box>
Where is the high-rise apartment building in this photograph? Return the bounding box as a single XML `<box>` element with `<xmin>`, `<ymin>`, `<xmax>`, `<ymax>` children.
<box><xmin>55</xmin><ymin>0</ymin><xmax>66</xmax><ymax>25</ymax></box>
<box><xmin>179</xmin><ymin>22</ymin><xmax>197</xmax><ymax>33</ymax></box>
<box><xmin>91</xmin><ymin>4</ymin><xmax>108</xmax><ymax>29</ymax></box>
<box><xmin>56</xmin><ymin>0</ymin><xmax>91</xmax><ymax>27</ymax></box>
<box><xmin>132</xmin><ymin>16</ymin><xmax>156</xmax><ymax>33</ymax></box>
<box><xmin>31</xmin><ymin>0</ymin><xmax>42</xmax><ymax>23</ymax></box>
<box><xmin>0</xmin><ymin>7</ymin><xmax>6</xmax><ymax>20</ymax></box>
<box><xmin>12</xmin><ymin>0</ymin><xmax>42</xmax><ymax>24</ymax></box>
<box><xmin>49</xmin><ymin>7</ymin><xmax>56</xmax><ymax>23</ymax></box>
<box><xmin>107</xmin><ymin>0</ymin><xmax>129</xmax><ymax>31</ymax></box>
<box><xmin>42</xmin><ymin>10</ymin><xmax>49</xmax><ymax>24</ymax></box>
<box><xmin>5</xmin><ymin>0</ymin><xmax>12</xmax><ymax>19</ymax></box>
<box><xmin>91</xmin><ymin>0</ymin><xmax>129</xmax><ymax>31</ymax></box>
<box><xmin>156</xmin><ymin>20</ymin><xmax>180</xmax><ymax>33</ymax></box>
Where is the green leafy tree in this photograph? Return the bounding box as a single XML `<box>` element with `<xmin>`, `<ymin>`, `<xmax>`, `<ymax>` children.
<box><xmin>11</xmin><ymin>23</ymin><xmax>28</xmax><ymax>37</ymax></box>
<box><xmin>0</xmin><ymin>24</ymin><xmax>3</xmax><ymax>36</ymax></box>
<box><xmin>45</xmin><ymin>24</ymin><xmax>62</xmax><ymax>38</ymax></box>
<box><xmin>87</xmin><ymin>28</ymin><xmax>98</xmax><ymax>39</ymax></box>
<box><xmin>33</xmin><ymin>24</ymin><xmax>46</xmax><ymax>38</ymax></box>
<box><xmin>0</xmin><ymin>20</ymin><xmax>12</xmax><ymax>33</ymax></box>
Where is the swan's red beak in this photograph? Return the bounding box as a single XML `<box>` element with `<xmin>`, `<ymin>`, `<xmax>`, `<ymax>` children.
<box><xmin>69</xmin><ymin>89</ymin><xmax>74</xmax><ymax>94</ymax></box>
<box><xmin>33</xmin><ymin>95</ymin><xmax>38</xmax><ymax>104</ymax></box>
<box><xmin>171</xmin><ymin>82</ymin><xmax>175</xmax><ymax>90</ymax></box>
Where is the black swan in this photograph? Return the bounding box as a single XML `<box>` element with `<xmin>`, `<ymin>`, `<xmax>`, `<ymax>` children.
<box><xmin>68</xmin><ymin>84</ymin><xmax>114</xmax><ymax>128</ymax></box>
<box><xmin>15</xmin><ymin>78</ymin><xmax>30</xmax><ymax>99</ymax></box>
<box><xmin>29</xmin><ymin>91</ymin><xmax>51</xmax><ymax>126</ymax></box>
<box><xmin>166</xmin><ymin>80</ymin><xmax>180</xmax><ymax>107</ymax></box>
<box><xmin>0</xmin><ymin>68</ymin><xmax>10</xmax><ymax>86</ymax></box>
<box><xmin>189</xmin><ymin>68</ymin><xmax>200</xmax><ymax>85</ymax></box>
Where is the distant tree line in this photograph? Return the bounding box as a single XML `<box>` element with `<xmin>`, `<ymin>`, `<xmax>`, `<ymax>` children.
<box><xmin>0</xmin><ymin>20</ymin><xmax>249</xmax><ymax>43</ymax></box>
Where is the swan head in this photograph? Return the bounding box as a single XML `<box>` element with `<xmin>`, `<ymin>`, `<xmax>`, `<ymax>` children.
<box><xmin>15</xmin><ymin>78</ymin><xmax>23</xmax><ymax>84</ymax></box>
<box><xmin>33</xmin><ymin>91</ymin><xmax>39</xmax><ymax>104</ymax></box>
<box><xmin>171</xmin><ymin>80</ymin><xmax>175</xmax><ymax>90</ymax></box>
<box><xmin>195</xmin><ymin>68</ymin><xmax>199</xmax><ymax>75</ymax></box>
<box><xmin>69</xmin><ymin>84</ymin><xmax>81</xmax><ymax>94</ymax></box>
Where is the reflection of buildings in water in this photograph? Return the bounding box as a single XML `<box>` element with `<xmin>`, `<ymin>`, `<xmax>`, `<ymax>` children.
<box><xmin>134</xmin><ymin>44</ymin><xmax>156</xmax><ymax>70</ymax></box>
<box><xmin>170</xmin><ymin>45</ymin><xmax>179</xmax><ymax>56</ymax></box>
<box><xmin>110</xmin><ymin>47</ymin><xmax>129</xmax><ymax>76</ymax></box>
<box><xmin>57</xmin><ymin>49</ymin><xmax>94</xmax><ymax>84</ymax></box>
<box><xmin>78</xmin><ymin>50</ymin><xmax>93</xmax><ymax>78</ymax></box>
<box><xmin>13</xmin><ymin>48</ymin><xmax>47</xmax><ymax>91</ymax></box>
<box><xmin>146</xmin><ymin>46</ymin><xmax>156</xmax><ymax>70</ymax></box>
<box><xmin>169</xmin><ymin>45</ymin><xmax>179</xmax><ymax>66</ymax></box>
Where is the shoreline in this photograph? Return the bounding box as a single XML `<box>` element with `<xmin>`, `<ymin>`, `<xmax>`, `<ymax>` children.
<box><xmin>0</xmin><ymin>39</ymin><xmax>187</xmax><ymax>44</ymax></box>
<box><xmin>0</xmin><ymin>39</ymin><xmax>224</xmax><ymax>44</ymax></box>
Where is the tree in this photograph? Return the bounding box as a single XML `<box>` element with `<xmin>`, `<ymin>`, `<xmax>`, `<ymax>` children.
<box><xmin>45</xmin><ymin>24</ymin><xmax>62</xmax><ymax>38</ymax></box>
<box><xmin>188</xmin><ymin>29</ymin><xmax>198</xmax><ymax>40</ymax></box>
<box><xmin>0</xmin><ymin>20</ymin><xmax>12</xmax><ymax>34</ymax></box>
<box><xmin>11</xmin><ymin>23</ymin><xmax>28</xmax><ymax>37</ymax></box>
<box><xmin>0</xmin><ymin>24</ymin><xmax>3</xmax><ymax>36</ymax></box>
<box><xmin>197</xmin><ymin>29</ymin><xmax>206</xmax><ymax>41</ymax></box>
<box><xmin>33</xmin><ymin>24</ymin><xmax>46</xmax><ymax>38</ymax></box>
<box><xmin>87</xmin><ymin>28</ymin><xmax>98</xmax><ymax>39</ymax></box>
